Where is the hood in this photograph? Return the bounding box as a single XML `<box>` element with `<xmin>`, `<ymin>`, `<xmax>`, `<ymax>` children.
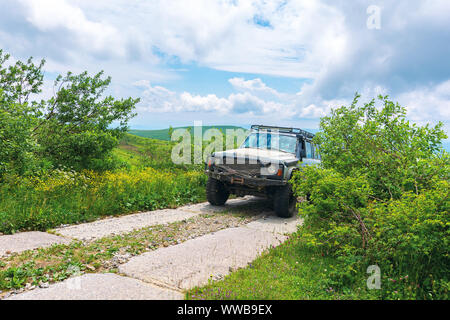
<box><xmin>212</xmin><ymin>148</ymin><xmax>298</xmax><ymax>164</ymax></box>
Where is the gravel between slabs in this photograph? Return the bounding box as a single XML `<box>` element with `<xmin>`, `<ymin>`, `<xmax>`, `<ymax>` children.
<box><xmin>101</xmin><ymin>212</ymin><xmax>263</xmax><ymax>270</ymax></box>
<box><xmin>51</xmin><ymin>196</ymin><xmax>261</xmax><ymax>241</ymax></box>
<box><xmin>0</xmin><ymin>211</ymin><xmax>263</xmax><ymax>299</ymax></box>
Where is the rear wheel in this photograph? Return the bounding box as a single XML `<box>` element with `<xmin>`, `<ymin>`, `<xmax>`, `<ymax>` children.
<box><xmin>206</xmin><ymin>177</ymin><xmax>230</xmax><ymax>206</ymax></box>
<box><xmin>273</xmin><ymin>185</ymin><xmax>296</xmax><ymax>218</ymax></box>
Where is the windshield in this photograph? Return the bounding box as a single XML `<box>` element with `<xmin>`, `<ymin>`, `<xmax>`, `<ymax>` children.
<box><xmin>241</xmin><ymin>132</ymin><xmax>297</xmax><ymax>154</ymax></box>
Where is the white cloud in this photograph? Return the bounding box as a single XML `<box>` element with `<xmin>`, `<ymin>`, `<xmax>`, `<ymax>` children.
<box><xmin>1</xmin><ymin>0</ymin><xmax>449</xmax><ymax>130</ymax></box>
<box><xmin>135</xmin><ymin>75</ymin><xmax>450</xmax><ymax>129</ymax></box>
<box><xmin>19</xmin><ymin>0</ymin><xmax>126</xmax><ymax>58</ymax></box>
<box><xmin>136</xmin><ymin>79</ymin><xmax>293</xmax><ymax>117</ymax></box>
<box><xmin>136</xmin><ymin>77</ymin><xmax>327</xmax><ymax>120</ymax></box>
<box><xmin>229</xmin><ymin>77</ymin><xmax>282</xmax><ymax>98</ymax></box>
<box><xmin>299</xmin><ymin>104</ymin><xmax>328</xmax><ymax>118</ymax></box>
<box><xmin>398</xmin><ymin>80</ymin><xmax>450</xmax><ymax>124</ymax></box>
<box><xmin>180</xmin><ymin>92</ymin><xmax>231</xmax><ymax>113</ymax></box>
<box><xmin>10</xmin><ymin>0</ymin><xmax>349</xmax><ymax>78</ymax></box>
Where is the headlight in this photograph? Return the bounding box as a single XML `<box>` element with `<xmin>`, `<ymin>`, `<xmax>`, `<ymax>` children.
<box><xmin>260</xmin><ymin>162</ymin><xmax>284</xmax><ymax>177</ymax></box>
<box><xmin>207</xmin><ymin>156</ymin><xmax>213</xmax><ymax>168</ymax></box>
<box><xmin>206</xmin><ymin>155</ymin><xmax>221</xmax><ymax>168</ymax></box>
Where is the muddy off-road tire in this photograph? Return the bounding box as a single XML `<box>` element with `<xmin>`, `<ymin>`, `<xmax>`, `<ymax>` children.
<box><xmin>273</xmin><ymin>185</ymin><xmax>296</xmax><ymax>218</ymax></box>
<box><xmin>206</xmin><ymin>177</ymin><xmax>230</xmax><ymax>206</ymax></box>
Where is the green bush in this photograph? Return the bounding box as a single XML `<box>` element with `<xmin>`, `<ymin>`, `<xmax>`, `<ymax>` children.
<box><xmin>292</xmin><ymin>166</ymin><xmax>372</xmax><ymax>255</ymax></box>
<box><xmin>314</xmin><ymin>94</ymin><xmax>447</xmax><ymax>200</ymax></box>
<box><xmin>366</xmin><ymin>180</ymin><xmax>449</xmax><ymax>299</ymax></box>
<box><xmin>0</xmin><ymin>91</ymin><xmax>37</xmax><ymax>178</ymax></box>
<box><xmin>0</xmin><ymin>49</ymin><xmax>139</xmax><ymax>173</ymax></box>
<box><xmin>291</xmin><ymin>94</ymin><xmax>449</xmax><ymax>299</ymax></box>
<box><xmin>292</xmin><ymin>167</ymin><xmax>449</xmax><ymax>299</ymax></box>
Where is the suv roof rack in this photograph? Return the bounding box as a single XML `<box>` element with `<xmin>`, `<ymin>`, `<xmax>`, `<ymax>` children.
<box><xmin>250</xmin><ymin>125</ymin><xmax>315</xmax><ymax>140</ymax></box>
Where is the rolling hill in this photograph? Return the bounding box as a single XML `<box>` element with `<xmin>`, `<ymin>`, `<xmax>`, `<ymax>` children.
<box><xmin>129</xmin><ymin>126</ymin><xmax>247</xmax><ymax>141</ymax></box>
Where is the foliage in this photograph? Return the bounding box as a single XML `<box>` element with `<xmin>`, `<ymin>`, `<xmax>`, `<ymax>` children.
<box><xmin>366</xmin><ymin>180</ymin><xmax>449</xmax><ymax>299</ymax></box>
<box><xmin>0</xmin><ymin>49</ymin><xmax>139</xmax><ymax>172</ymax></box>
<box><xmin>0</xmin><ymin>49</ymin><xmax>44</xmax><ymax>177</ymax></box>
<box><xmin>0</xmin><ymin>91</ymin><xmax>37</xmax><ymax>177</ymax></box>
<box><xmin>314</xmin><ymin>94</ymin><xmax>447</xmax><ymax>199</ymax></box>
<box><xmin>292</xmin><ymin>166</ymin><xmax>372</xmax><ymax>254</ymax></box>
<box><xmin>292</xmin><ymin>166</ymin><xmax>449</xmax><ymax>299</ymax></box>
<box><xmin>34</xmin><ymin>71</ymin><xmax>139</xmax><ymax>169</ymax></box>
<box><xmin>291</xmin><ymin>94</ymin><xmax>449</xmax><ymax>299</ymax></box>
<box><xmin>0</xmin><ymin>50</ymin><xmax>44</xmax><ymax>105</ymax></box>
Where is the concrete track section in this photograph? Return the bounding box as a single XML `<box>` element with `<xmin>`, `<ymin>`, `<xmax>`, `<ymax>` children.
<box><xmin>3</xmin><ymin>197</ymin><xmax>302</xmax><ymax>300</ymax></box>
<box><xmin>119</xmin><ymin>215</ymin><xmax>301</xmax><ymax>290</ymax></box>
<box><xmin>51</xmin><ymin>196</ymin><xmax>260</xmax><ymax>241</ymax></box>
<box><xmin>0</xmin><ymin>232</ymin><xmax>71</xmax><ymax>257</ymax></box>
<box><xmin>5</xmin><ymin>273</ymin><xmax>183</xmax><ymax>300</ymax></box>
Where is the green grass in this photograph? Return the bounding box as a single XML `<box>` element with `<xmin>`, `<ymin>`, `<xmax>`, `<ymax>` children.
<box><xmin>129</xmin><ymin>125</ymin><xmax>247</xmax><ymax>141</ymax></box>
<box><xmin>0</xmin><ymin>133</ymin><xmax>206</xmax><ymax>234</ymax></box>
<box><xmin>115</xmin><ymin>133</ymin><xmax>203</xmax><ymax>170</ymax></box>
<box><xmin>0</xmin><ymin>168</ymin><xmax>207</xmax><ymax>234</ymax></box>
<box><xmin>187</xmin><ymin>229</ymin><xmax>380</xmax><ymax>300</ymax></box>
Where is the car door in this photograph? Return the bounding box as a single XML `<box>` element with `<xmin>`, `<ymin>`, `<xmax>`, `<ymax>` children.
<box><xmin>300</xmin><ymin>140</ymin><xmax>321</xmax><ymax>166</ymax></box>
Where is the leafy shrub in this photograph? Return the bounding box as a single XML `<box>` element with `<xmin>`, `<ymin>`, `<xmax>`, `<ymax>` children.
<box><xmin>366</xmin><ymin>180</ymin><xmax>449</xmax><ymax>299</ymax></box>
<box><xmin>293</xmin><ymin>167</ymin><xmax>449</xmax><ymax>299</ymax></box>
<box><xmin>314</xmin><ymin>94</ymin><xmax>447</xmax><ymax>200</ymax></box>
<box><xmin>292</xmin><ymin>166</ymin><xmax>372</xmax><ymax>255</ymax></box>
<box><xmin>291</xmin><ymin>94</ymin><xmax>449</xmax><ymax>299</ymax></box>
<box><xmin>0</xmin><ymin>49</ymin><xmax>139</xmax><ymax>173</ymax></box>
<box><xmin>0</xmin><ymin>91</ymin><xmax>37</xmax><ymax>178</ymax></box>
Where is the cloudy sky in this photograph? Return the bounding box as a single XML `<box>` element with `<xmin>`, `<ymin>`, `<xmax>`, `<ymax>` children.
<box><xmin>1</xmin><ymin>0</ymin><xmax>449</xmax><ymax>133</ymax></box>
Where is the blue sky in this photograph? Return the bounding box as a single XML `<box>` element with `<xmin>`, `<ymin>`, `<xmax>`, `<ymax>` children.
<box><xmin>158</xmin><ymin>64</ymin><xmax>310</xmax><ymax>97</ymax></box>
<box><xmin>0</xmin><ymin>0</ymin><xmax>449</xmax><ymax>137</ymax></box>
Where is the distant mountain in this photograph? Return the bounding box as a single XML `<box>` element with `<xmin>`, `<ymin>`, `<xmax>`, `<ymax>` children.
<box><xmin>129</xmin><ymin>125</ymin><xmax>247</xmax><ymax>141</ymax></box>
<box><xmin>129</xmin><ymin>127</ymin><xmax>449</xmax><ymax>152</ymax></box>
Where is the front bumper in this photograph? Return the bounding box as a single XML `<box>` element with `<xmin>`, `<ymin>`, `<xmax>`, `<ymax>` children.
<box><xmin>206</xmin><ymin>169</ymin><xmax>286</xmax><ymax>187</ymax></box>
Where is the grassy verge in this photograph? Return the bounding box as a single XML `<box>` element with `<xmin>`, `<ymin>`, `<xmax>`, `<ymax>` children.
<box><xmin>0</xmin><ymin>133</ymin><xmax>207</xmax><ymax>234</ymax></box>
<box><xmin>0</xmin><ymin>168</ymin><xmax>207</xmax><ymax>234</ymax></box>
<box><xmin>186</xmin><ymin>229</ymin><xmax>380</xmax><ymax>300</ymax></box>
<box><xmin>115</xmin><ymin>133</ymin><xmax>200</xmax><ymax>171</ymax></box>
<box><xmin>0</xmin><ymin>212</ymin><xmax>256</xmax><ymax>296</ymax></box>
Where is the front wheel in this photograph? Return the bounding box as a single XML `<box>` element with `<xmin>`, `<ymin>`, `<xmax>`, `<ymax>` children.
<box><xmin>206</xmin><ymin>177</ymin><xmax>230</xmax><ymax>206</ymax></box>
<box><xmin>273</xmin><ymin>185</ymin><xmax>296</xmax><ymax>218</ymax></box>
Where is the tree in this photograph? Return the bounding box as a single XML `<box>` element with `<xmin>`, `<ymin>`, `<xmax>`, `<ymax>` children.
<box><xmin>291</xmin><ymin>94</ymin><xmax>449</xmax><ymax>298</ymax></box>
<box><xmin>0</xmin><ymin>49</ymin><xmax>44</xmax><ymax>106</ymax></box>
<box><xmin>0</xmin><ymin>90</ymin><xmax>36</xmax><ymax>177</ymax></box>
<box><xmin>33</xmin><ymin>71</ymin><xmax>139</xmax><ymax>169</ymax></box>
<box><xmin>0</xmin><ymin>49</ymin><xmax>139</xmax><ymax>172</ymax></box>
<box><xmin>0</xmin><ymin>50</ymin><xmax>43</xmax><ymax>177</ymax></box>
<box><xmin>314</xmin><ymin>93</ymin><xmax>447</xmax><ymax>199</ymax></box>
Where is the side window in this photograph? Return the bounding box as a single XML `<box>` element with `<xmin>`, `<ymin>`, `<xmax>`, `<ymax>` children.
<box><xmin>313</xmin><ymin>145</ymin><xmax>320</xmax><ymax>160</ymax></box>
<box><xmin>300</xmin><ymin>140</ymin><xmax>305</xmax><ymax>157</ymax></box>
<box><xmin>305</xmin><ymin>141</ymin><xmax>313</xmax><ymax>158</ymax></box>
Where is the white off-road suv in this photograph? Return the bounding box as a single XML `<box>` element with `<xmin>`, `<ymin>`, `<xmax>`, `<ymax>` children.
<box><xmin>205</xmin><ymin>125</ymin><xmax>320</xmax><ymax>217</ymax></box>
